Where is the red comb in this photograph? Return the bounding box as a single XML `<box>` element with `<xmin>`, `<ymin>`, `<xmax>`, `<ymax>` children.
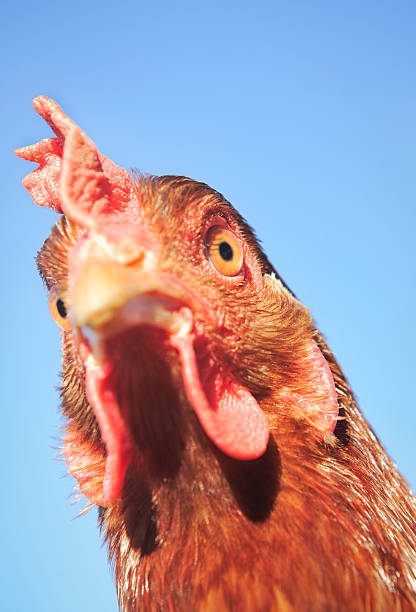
<box><xmin>15</xmin><ymin>97</ymin><xmax>135</xmax><ymax>222</ymax></box>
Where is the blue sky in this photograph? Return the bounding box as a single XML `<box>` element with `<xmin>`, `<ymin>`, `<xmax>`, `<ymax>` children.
<box><xmin>1</xmin><ymin>2</ymin><xmax>415</xmax><ymax>610</ymax></box>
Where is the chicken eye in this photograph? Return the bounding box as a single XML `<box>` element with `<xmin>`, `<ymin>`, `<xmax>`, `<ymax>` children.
<box><xmin>48</xmin><ymin>287</ymin><xmax>71</xmax><ymax>331</ymax></box>
<box><xmin>205</xmin><ymin>226</ymin><xmax>244</xmax><ymax>277</ymax></box>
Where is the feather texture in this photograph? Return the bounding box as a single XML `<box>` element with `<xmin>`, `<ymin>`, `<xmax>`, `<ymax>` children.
<box><xmin>18</xmin><ymin>98</ymin><xmax>416</xmax><ymax>611</ymax></box>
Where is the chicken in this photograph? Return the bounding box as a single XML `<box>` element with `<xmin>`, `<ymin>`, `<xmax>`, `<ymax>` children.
<box><xmin>16</xmin><ymin>97</ymin><xmax>416</xmax><ymax>611</ymax></box>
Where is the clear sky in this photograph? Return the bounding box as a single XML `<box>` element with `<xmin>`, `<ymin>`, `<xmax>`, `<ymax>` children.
<box><xmin>1</xmin><ymin>1</ymin><xmax>415</xmax><ymax>610</ymax></box>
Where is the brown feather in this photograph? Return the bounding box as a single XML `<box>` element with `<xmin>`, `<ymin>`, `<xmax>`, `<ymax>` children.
<box><xmin>37</xmin><ymin>175</ymin><xmax>416</xmax><ymax>611</ymax></box>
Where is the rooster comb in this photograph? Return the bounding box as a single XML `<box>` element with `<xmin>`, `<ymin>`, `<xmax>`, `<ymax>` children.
<box><xmin>15</xmin><ymin>96</ymin><xmax>136</xmax><ymax>230</ymax></box>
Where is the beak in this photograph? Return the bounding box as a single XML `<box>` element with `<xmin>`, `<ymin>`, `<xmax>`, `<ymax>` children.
<box><xmin>68</xmin><ymin>256</ymin><xmax>194</xmax><ymax>503</ymax></box>
<box><xmin>71</xmin><ymin>257</ymin><xmax>192</xmax><ymax>357</ymax></box>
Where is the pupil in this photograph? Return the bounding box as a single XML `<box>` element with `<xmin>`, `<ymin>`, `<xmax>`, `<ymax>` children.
<box><xmin>219</xmin><ymin>241</ymin><xmax>233</xmax><ymax>261</ymax></box>
<box><xmin>56</xmin><ymin>298</ymin><xmax>67</xmax><ymax>319</ymax></box>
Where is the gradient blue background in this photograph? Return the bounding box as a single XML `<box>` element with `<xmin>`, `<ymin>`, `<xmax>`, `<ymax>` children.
<box><xmin>1</xmin><ymin>2</ymin><xmax>415</xmax><ymax>610</ymax></box>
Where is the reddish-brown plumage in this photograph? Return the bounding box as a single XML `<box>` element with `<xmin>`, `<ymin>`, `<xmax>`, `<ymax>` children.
<box><xmin>19</xmin><ymin>98</ymin><xmax>416</xmax><ymax>611</ymax></box>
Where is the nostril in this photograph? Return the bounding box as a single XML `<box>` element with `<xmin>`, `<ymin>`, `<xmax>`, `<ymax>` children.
<box><xmin>126</xmin><ymin>248</ymin><xmax>146</xmax><ymax>267</ymax></box>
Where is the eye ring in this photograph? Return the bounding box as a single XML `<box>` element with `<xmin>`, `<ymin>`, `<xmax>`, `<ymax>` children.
<box><xmin>205</xmin><ymin>226</ymin><xmax>244</xmax><ymax>277</ymax></box>
<box><xmin>48</xmin><ymin>288</ymin><xmax>71</xmax><ymax>331</ymax></box>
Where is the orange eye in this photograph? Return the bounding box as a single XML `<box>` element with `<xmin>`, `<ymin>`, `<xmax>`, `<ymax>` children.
<box><xmin>48</xmin><ymin>288</ymin><xmax>71</xmax><ymax>332</ymax></box>
<box><xmin>205</xmin><ymin>226</ymin><xmax>244</xmax><ymax>277</ymax></box>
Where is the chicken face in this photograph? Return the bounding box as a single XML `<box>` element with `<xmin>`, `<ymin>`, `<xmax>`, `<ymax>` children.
<box><xmin>17</xmin><ymin>97</ymin><xmax>338</xmax><ymax>508</ymax></box>
<box><xmin>17</xmin><ymin>98</ymin><xmax>416</xmax><ymax>612</ymax></box>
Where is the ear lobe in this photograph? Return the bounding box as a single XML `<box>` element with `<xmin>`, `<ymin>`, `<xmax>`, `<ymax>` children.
<box><xmin>282</xmin><ymin>340</ymin><xmax>339</xmax><ymax>436</ymax></box>
<box><xmin>263</xmin><ymin>273</ymin><xmax>338</xmax><ymax>436</ymax></box>
<box><xmin>64</xmin><ymin>426</ymin><xmax>108</xmax><ymax>507</ymax></box>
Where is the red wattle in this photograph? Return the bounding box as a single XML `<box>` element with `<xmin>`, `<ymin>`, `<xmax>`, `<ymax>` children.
<box><xmin>84</xmin><ymin>356</ymin><xmax>134</xmax><ymax>502</ymax></box>
<box><xmin>171</xmin><ymin>334</ymin><xmax>270</xmax><ymax>459</ymax></box>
